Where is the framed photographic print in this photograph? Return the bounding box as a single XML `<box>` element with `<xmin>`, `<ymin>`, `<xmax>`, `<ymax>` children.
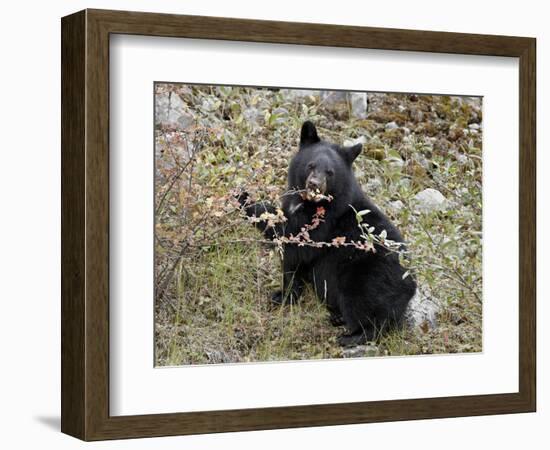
<box><xmin>61</xmin><ymin>9</ymin><xmax>536</xmax><ymax>441</ymax></box>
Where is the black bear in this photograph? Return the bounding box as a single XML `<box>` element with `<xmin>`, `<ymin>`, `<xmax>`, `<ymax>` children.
<box><xmin>240</xmin><ymin>121</ymin><xmax>416</xmax><ymax>346</ymax></box>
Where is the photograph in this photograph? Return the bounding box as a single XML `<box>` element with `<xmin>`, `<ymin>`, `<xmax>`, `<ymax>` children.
<box><xmin>153</xmin><ymin>83</ymin><xmax>483</xmax><ymax>366</ymax></box>
<box><xmin>54</xmin><ymin>5</ymin><xmax>537</xmax><ymax>443</ymax></box>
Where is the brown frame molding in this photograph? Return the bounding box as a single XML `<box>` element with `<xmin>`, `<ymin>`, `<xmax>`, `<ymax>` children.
<box><xmin>61</xmin><ymin>9</ymin><xmax>536</xmax><ymax>441</ymax></box>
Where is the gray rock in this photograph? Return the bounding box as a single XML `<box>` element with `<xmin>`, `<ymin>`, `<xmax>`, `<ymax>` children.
<box><xmin>155</xmin><ymin>92</ymin><xmax>194</xmax><ymax>129</ymax></box>
<box><xmin>365</xmin><ymin>177</ymin><xmax>382</xmax><ymax>195</ymax></box>
<box><xmin>342</xmin><ymin>344</ymin><xmax>379</xmax><ymax>358</ymax></box>
<box><xmin>170</xmin><ymin>91</ymin><xmax>185</xmax><ymax>110</ymax></box>
<box><xmin>413</xmin><ymin>188</ymin><xmax>447</xmax><ymax>213</ymax></box>
<box><xmin>389</xmin><ymin>200</ymin><xmax>404</xmax><ymax>212</ymax></box>
<box><xmin>155</xmin><ymin>92</ymin><xmax>170</xmax><ymax>120</ymax></box>
<box><xmin>343</xmin><ymin>135</ymin><xmax>368</xmax><ymax>147</ymax></box>
<box><xmin>280</xmin><ymin>89</ymin><xmax>319</xmax><ymax>101</ymax></box>
<box><xmin>386</xmin><ymin>155</ymin><xmax>405</xmax><ymax>170</ymax></box>
<box><xmin>468</xmin><ymin>123</ymin><xmax>481</xmax><ymax>131</ymax></box>
<box><xmin>404</xmin><ymin>286</ymin><xmax>440</xmax><ymax>330</ymax></box>
<box><xmin>350</xmin><ymin>92</ymin><xmax>368</xmax><ymax>119</ymax></box>
<box><xmin>201</xmin><ymin>97</ymin><xmax>219</xmax><ymax>112</ymax></box>
<box><xmin>385</xmin><ymin>121</ymin><xmax>399</xmax><ymax>130</ymax></box>
<box><xmin>463</xmin><ymin>96</ymin><xmax>482</xmax><ymax>108</ymax></box>
<box><xmin>177</xmin><ymin>113</ymin><xmax>194</xmax><ymax>129</ymax></box>
<box><xmin>398</xmin><ymin>178</ymin><xmax>411</xmax><ymax>190</ymax></box>
<box><xmin>320</xmin><ymin>91</ymin><xmax>368</xmax><ymax>119</ymax></box>
<box><xmin>320</xmin><ymin>90</ymin><xmax>348</xmax><ymax>104</ymax></box>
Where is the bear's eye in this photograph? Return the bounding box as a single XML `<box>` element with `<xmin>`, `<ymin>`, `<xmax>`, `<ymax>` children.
<box><xmin>307</xmin><ymin>163</ymin><xmax>316</xmax><ymax>171</ymax></box>
<box><xmin>326</xmin><ymin>169</ymin><xmax>334</xmax><ymax>177</ymax></box>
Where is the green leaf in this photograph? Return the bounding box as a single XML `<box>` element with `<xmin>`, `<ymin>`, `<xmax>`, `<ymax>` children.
<box><xmin>356</xmin><ymin>209</ymin><xmax>371</xmax><ymax>222</ymax></box>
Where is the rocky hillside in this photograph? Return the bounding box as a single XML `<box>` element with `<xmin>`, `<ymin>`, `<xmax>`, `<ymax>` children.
<box><xmin>154</xmin><ymin>84</ymin><xmax>482</xmax><ymax>365</ymax></box>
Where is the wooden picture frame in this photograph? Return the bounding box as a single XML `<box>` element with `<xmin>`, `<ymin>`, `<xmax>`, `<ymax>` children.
<box><xmin>61</xmin><ymin>8</ymin><xmax>536</xmax><ymax>441</ymax></box>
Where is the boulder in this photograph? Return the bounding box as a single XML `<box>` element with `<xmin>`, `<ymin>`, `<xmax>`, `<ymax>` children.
<box><xmin>155</xmin><ymin>92</ymin><xmax>194</xmax><ymax>129</ymax></box>
<box><xmin>364</xmin><ymin>177</ymin><xmax>383</xmax><ymax>195</ymax></box>
<box><xmin>343</xmin><ymin>135</ymin><xmax>368</xmax><ymax>147</ymax></box>
<box><xmin>280</xmin><ymin>89</ymin><xmax>319</xmax><ymax>101</ymax></box>
<box><xmin>320</xmin><ymin>91</ymin><xmax>368</xmax><ymax>119</ymax></box>
<box><xmin>320</xmin><ymin>90</ymin><xmax>348</xmax><ymax>104</ymax></box>
<box><xmin>389</xmin><ymin>200</ymin><xmax>404</xmax><ymax>212</ymax></box>
<box><xmin>404</xmin><ymin>286</ymin><xmax>440</xmax><ymax>330</ymax></box>
<box><xmin>413</xmin><ymin>188</ymin><xmax>447</xmax><ymax>213</ymax></box>
<box><xmin>349</xmin><ymin>92</ymin><xmax>368</xmax><ymax>119</ymax></box>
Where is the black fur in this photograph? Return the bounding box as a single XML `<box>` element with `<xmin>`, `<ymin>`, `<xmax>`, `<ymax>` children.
<box><xmin>240</xmin><ymin>121</ymin><xmax>416</xmax><ymax>346</ymax></box>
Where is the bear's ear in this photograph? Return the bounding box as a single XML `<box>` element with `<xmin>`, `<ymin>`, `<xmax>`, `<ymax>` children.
<box><xmin>342</xmin><ymin>143</ymin><xmax>362</xmax><ymax>164</ymax></box>
<box><xmin>300</xmin><ymin>121</ymin><xmax>320</xmax><ymax>148</ymax></box>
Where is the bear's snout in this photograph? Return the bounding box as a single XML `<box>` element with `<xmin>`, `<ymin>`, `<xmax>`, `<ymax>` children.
<box><xmin>306</xmin><ymin>177</ymin><xmax>322</xmax><ymax>191</ymax></box>
<box><xmin>305</xmin><ymin>173</ymin><xmax>326</xmax><ymax>193</ymax></box>
<box><xmin>304</xmin><ymin>172</ymin><xmax>328</xmax><ymax>202</ymax></box>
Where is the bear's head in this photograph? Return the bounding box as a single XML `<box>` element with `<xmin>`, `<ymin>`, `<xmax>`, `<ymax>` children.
<box><xmin>288</xmin><ymin>121</ymin><xmax>362</xmax><ymax>203</ymax></box>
